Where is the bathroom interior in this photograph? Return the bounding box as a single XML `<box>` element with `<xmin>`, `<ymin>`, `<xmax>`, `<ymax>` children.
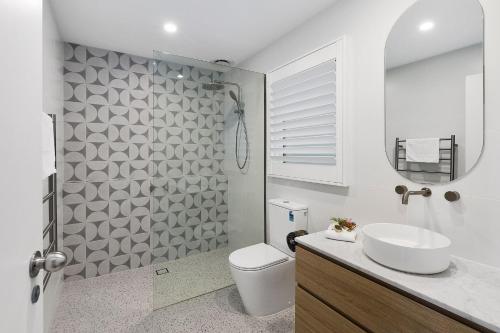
<box><xmin>2</xmin><ymin>0</ymin><xmax>500</xmax><ymax>332</ymax></box>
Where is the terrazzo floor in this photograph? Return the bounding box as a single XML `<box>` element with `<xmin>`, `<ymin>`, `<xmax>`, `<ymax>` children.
<box><xmin>51</xmin><ymin>256</ymin><xmax>294</xmax><ymax>332</ymax></box>
<box><xmin>153</xmin><ymin>247</ymin><xmax>234</xmax><ymax>309</ymax></box>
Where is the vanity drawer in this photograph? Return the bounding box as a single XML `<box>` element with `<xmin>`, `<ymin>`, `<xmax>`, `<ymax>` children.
<box><xmin>296</xmin><ymin>246</ymin><xmax>479</xmax><ymax>333</ymax></box>
<box><xmin>296</xmin><ymin>286</ymin><xmax>366</xmax><ymax>333</ymax></box>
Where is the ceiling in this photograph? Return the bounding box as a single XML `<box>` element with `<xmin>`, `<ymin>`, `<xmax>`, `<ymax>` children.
<box><xmin>386</xmin><ymin>0</ymin><xmax>483</xmax><ymax>69</ymax></box>
<box><xmin>49</xmin><ymin>0</ymin><xmax>337</xmax><ymax>66</ymax></box>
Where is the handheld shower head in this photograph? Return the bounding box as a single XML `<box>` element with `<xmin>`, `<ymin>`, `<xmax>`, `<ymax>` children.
<box><xmin>229</xmin><ymin>90</ymin><xmax>238</xmax><ymax>104</ymax></box>
<box><xmin>198</xmin><ymin>79</ymin><xmax>248</xmax><ymax>172</ymax></box>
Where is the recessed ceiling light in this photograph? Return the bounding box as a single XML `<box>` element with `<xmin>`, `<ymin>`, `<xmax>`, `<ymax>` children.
<box><xmin>177</xmin><ymin>74</ymin><xmax>183</xmax><ymax>79</ymax></box>
<box><xmin>163</xmin><ymin>22</ymin><xmax>178</xmax><ymax>34</ymax></box>
<box><xmin>419</xmin><ymin>21</ymin><xmax>435</xmax><ymax>32</ymax></box>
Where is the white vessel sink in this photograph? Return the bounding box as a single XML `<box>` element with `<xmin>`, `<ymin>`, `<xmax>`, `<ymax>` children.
<box><xmin>362</xmin><ymin>223</ymin><xmax>451</xmax><ymax>274</ymax></box>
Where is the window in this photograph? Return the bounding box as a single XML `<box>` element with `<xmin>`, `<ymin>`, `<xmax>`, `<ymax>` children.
<box><xmin>267</xmin><ymin>39</ymin><xmax>346</xmax><ymax>185</ymax></box>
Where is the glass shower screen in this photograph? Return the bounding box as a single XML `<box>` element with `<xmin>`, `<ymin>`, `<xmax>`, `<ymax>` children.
<box><xmin>149</xmin><ymin>51</ymin><xmax>265</xmax><ymax>310</ymax></box>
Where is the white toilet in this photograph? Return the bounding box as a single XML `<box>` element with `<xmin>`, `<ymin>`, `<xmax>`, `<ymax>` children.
<box><xmin>229</xmin><ymin>199</ymin><xmax>308</xmax><ymax>316</ymax></box>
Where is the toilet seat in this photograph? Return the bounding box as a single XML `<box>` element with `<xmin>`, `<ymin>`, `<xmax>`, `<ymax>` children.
<box><xmin>229</xmin><ymin>243</ymin><xmax>288</xmax><ymax>271</ymax></box>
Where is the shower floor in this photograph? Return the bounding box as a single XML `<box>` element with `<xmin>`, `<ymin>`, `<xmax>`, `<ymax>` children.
<box><xmin>153</xmin><ymin>247</ymin><xmax>234</xmax><ymax>309</ymax></box>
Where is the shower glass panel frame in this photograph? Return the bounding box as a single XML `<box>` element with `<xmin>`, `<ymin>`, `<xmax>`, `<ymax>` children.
<box><xmin>149</xmin><ymin>50</ymin><xmax>266</xmax><ymax>310</ymax></box>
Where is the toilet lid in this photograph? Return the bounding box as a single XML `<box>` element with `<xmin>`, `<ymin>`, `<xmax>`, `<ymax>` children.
<box><xmin>229</xmin><ymin>243</ymin><xmax>288</xmax><ymax>271</ymax></box>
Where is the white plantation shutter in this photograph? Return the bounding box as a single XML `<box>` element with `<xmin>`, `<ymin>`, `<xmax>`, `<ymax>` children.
<box><xmin>267</xmin><ymin>40</ymin><xmax>346</xmax><ymax>185</ymax></box>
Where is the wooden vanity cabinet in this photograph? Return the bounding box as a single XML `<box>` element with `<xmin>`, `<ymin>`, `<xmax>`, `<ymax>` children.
<box><xmin>295</xmin><ymin>245</ymin><xmax>490</xmax><ymax>333</ymax></box>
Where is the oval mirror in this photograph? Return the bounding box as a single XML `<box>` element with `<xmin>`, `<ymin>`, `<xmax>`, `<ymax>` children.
<box><xmin>385</xmin><ymin>0</ymin><xmax>484</xmax><ymax>184</ymax></box>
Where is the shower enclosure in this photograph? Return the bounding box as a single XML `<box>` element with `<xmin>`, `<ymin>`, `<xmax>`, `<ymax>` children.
<box><xmin>149</xmin><ymin>51</ymin><xmax>265</xmax><ymax>309</ymax></box>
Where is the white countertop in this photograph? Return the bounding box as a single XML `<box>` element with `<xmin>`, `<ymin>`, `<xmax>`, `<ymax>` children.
<box><xmin>296</xmin><ymin>231</ymin><xmax>500</xmax><ymax>332</ymax></box>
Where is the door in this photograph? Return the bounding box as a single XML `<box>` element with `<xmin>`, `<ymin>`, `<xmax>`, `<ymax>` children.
<box><xmin>0</xmin><ymin>1</ymin><xmax>45</xmax><ymax>332</ymax></box>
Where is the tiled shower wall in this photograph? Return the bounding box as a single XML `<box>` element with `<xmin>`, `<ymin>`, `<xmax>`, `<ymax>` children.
<box><xmin>62</xmin><ymin>43</ymin><xmax>228</xmax><ymax>280</ymax></box>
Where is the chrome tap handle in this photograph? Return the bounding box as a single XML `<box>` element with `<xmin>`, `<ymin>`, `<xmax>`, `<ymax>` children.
<box><xmin>395</xmin><ymin>185</ymin><xmax>408</xmax><ymax>195</ymax></box>
<box><xmin>444</xmin><ymin>191</ymin><xmax>460</xmax><ymax>202</ymax></box>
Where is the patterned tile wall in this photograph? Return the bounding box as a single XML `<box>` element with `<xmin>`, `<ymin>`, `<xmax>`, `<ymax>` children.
<box><xmin>62</xmin><ymin>43</ymin><xmax>228</xmax><ymax>280</ymax></box>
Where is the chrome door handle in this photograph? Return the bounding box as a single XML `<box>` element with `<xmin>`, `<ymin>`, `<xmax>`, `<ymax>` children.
<box><xmin>29</xmin><ymin>250</ymin><xmax>67</xmax><ymax>278</ymax></box>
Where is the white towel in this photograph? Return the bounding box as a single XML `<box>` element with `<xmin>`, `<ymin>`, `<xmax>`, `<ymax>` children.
<box><xmin>41</xmin><ymin>113</ymin><xmax>56</xmax><ymax>179</ymax></box>
<box><xmin>405</xmin><ymin>138</ymin><xmax>440</xmax><ymax>163</ymax></box>
<box><xmin>325</xmin><ymin>229</ymin><xmax>357</xmax><ymax>242</ymax></box>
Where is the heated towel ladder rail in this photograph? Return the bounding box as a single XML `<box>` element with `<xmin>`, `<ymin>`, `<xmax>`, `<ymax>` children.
<box><xmin>42</xmin><ymin>114</ymin><xmax>58</xmax><ymax>290</ymax></box>
<box><xmin>394</xmin><ymin>135</ymin><xmax>457</xmax><ymax>181</ymax></box>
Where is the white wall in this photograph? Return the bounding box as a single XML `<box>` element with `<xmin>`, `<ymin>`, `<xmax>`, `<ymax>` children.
<box><xmin>242</xmin><ymin>0</ymin><xmax>500</xmax><ymax>268</ymax></box>
<box><xmin>42</xmin><ymin>2</ymin><xmax>64</xmax><ymax>332</ymax></box>
<box><xmin>385</xmin><ymin>44</ymin><xmax>483</xmax><ymax>182</ymax></box>
<box><xmin>465</xmin><ymin>73</ymin><xmax>484</xmax><ymax>170</ymax></box>
<box><xmin>223</xmin><ymin>69</ymin><xmax>265</xmax><ymax>251</ymax></box>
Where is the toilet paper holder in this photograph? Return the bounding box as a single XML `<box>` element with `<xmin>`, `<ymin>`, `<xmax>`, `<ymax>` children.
<box><xmin>286</xmin><ymin>230</ymin><xmax>308</xmax><ymax>252</ymax></box>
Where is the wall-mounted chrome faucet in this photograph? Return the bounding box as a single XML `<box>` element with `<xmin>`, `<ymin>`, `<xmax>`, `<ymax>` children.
<box><xmin>395</xmin><ymin>185</ymin><xmax>432</xmax><ymax>205</ymax></box>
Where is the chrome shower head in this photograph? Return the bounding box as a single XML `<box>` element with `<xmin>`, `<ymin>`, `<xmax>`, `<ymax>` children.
<box><xmin>202</xmin><ymin>82</ymin><xmax>225</xmax><ymax>91</ymax></box>
<box><xmin>201</xmin><ymin>80</ymin><xmax>243</xmax><ymax>113</ymax></box>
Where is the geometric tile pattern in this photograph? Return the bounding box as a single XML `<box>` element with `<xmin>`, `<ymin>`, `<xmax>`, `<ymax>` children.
<box><xmin>62</xmin><ymin>43</ymin><xmax>228</xmax><ymax>280</ymax></box>
<box><xmin>150</xmin><ymin>59</ymin><xmax>228</xmax><ymax>265</ymax></box>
